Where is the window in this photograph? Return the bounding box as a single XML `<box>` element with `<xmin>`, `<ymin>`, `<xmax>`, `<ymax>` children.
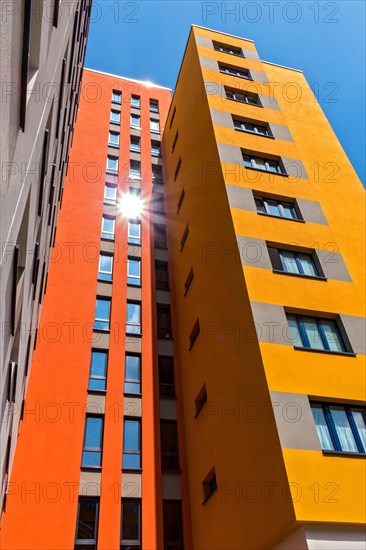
<box><xmin>157</xmin><ymin>304</ymin><xmax>172</xmax><ymax>339</ymax></box>
<box><xmin>131</xmin><ymin>114</ymin><xmax>140</xmax><ymax>127</ymax></box>
<box><xmin>122</xmin><ymin>419</ymin><xmax>141</xmax><ymax>469</ymax></box>
<box><xmin>75</xmin><ymin>498</ymin><xmax>99</xmax><ymax>550</ymax></box>
<box><xmin>126</xmin><ymin>302</ymin><xmax>142</xmax><ymax>335</ymax></box>
<box><xmin>158</xmin><ymin>356</ymin><xmax>175</xmax><ymax>398</ymax></box>
<box><xmin>150</xmin><ymin>118</ymin><xmax>160</xmax><ymax>132</ymax></box>
<box><xmin>109</xmin><ymin>131</ymin><xmax>120</xmax><ymax>147</ymax></box>
<box><xmin>180</xmin><ymin>225</ymin><xmax>189</xmax><ymax>251</ymax></box>
<box><xmin>172</xmin><ymin>131</ymin><xmax>179</xmax><ymax>153</ymax></box>
<box><xmin>243</xmin><ymin>154</ymin><xmax>283</xmax><ymax>174</ymax></box>
<box><xmin>184</xmin><ymin>268</ymin><xmax>194</xmax><ymax>296</ymax></box>
<box><xmin>189</xmin><ymin>319</ymin><xmax>200</xmax><ymax>350</ymax></box>
<box><xmin>129</xmin><ymin>160</ymin><xmax>141</xmax><ymax>179</ymax></box>
<box><xmin>151</xmin><ymin>140</ymin><xmax>161</xmax><ymax>156</ymax></box>
<box><xmin>110</xmin><ymin>110</ymin><xmax>121</xmax><ymax>124</ymax></box>
<box><xmin>106</xmin><ymin>156</ymin><xmax>118</xmax><ymax>174</ymax></box>
<box><xmin>174</xmin><ymin>158</ymin><xmax>181</xmax><ymax>181</ymax></box>
<box><xmin>254</xmin><ymin>196</ymin><xmax>300</xmax><ymax>220</ymax></box>
<box><xmin>104</xmin><ymin>183</ymin><xmax>117</xmax><ymax>205</ymax></box>
<box><xmin>202</xmin><ymin>468</ymin><xmax>217</xmax><ymax>504</ymax></box>
<box><xmin>112</xmin><ymin>90</ymin><xmax>122</xmax><ymax>104</ymax></box>
<box><xmin>128</xmin><ymin>220</ymin><xmax>141</xmax><ymax>245</ymax></box>
<box><xmin>160</xmin><ymin>421</ymin><xmax>179</xmax><ymax>471</ymax></box>
<box><xmin>152</xmin><ymin>164</ymin><xmax>163</xmax><ymax>182</ymax></box>
<box><xmin>225</xmin><ymin>88</ymin><xmax>261</xmax><ymax>106</ymax></box>
<box><xmin>127</xmin><ymin>258</ymin><xmax>141</xmax><ymax>286</ymax></box>
<box><xmin>81</xmin><ymin>416</ymin><xmax>104</xmax><ymax>467</ymax></box>
<box><xmin>177</xmin><ymin>189</ymin><xmax>185</xmax><ymax>213</ymax></box>
<box><xmin>124</xmin><ymin>354</ymin><xmax>141</xmax><ymax>395</ymax></box>
<box><xmin>101</xmin><ymin>216</ymin><xmax>115</xmax><ymax>240</ymax></box>
<box><xmin>121</xmin><ymin>500</ymin><xmax>141</xmax><ymax>549</ymax></box>
<box><xmin>153</xmin><ymin>195</ymin><xmax>165</xmax><ymax>214</ymax></box>
<box><xmin>131</xmin><ymin>95</ymin><xmax>140</xmax><ymax>108</ymax></box>
<box><xmin>94</xmin><ymin>298</ymin><xmax>111</xmax><ymax>331</ymax></box>
<box><xmin>155</xmin><ymin>261</ymin><xmax>169</xmax><ymax>290</ymax></box>
<box><xmin>195</xmin><ymin>384</ymin><xmax>207</xmax><ymax>417</ymax></box>
<box><xmin>311</xmin><ymin>403</ymin><xmax>366</xmax><ymax>454</ymax></box>
<box><xmin>219</xmin><ymin>64</ymin><xmax>251</xmax><ymax>79</ymax></box>
<box><xmin>150</xmin><ymin>99</ymin><xmax>159</xmax><ymax>113</ymax></box>
<box><xmin>268</xmin><ymin>248</ymin><xmax>322</xmax><ymax>278</ymax></box>
<box><xmin>163</xmin><ymin>501</ymin><xmax>183</xmax><ymax>550</ymax></box>
<box><xmin>154</xmin><ymin>224</ymin><xmax>167</xmax><ymax>249</ymax></box>
<box><xmin>130</xmin><ymin>136</ymin><xmax>141</xmax><ymax>152</ymax></box>
<box><xmin>234</xmin><ymin>118</ymin><xmax>270</xmax><ymax>137</ymax></box>
<box><xmin>287</xmin><ymin>315</ymin><xmax>348</xmax><ymax>353</ymax></box>
<box><xmin>169</xmin><ymin>106</ymin><xmax>176</xmax><ymax>129</ymax></box>
<box><xmin>98</xmin><ymin>254</ymin><xmax>113</xmax><ymax>282</ymax></box>
<box><xmin>88</xmin><ymin>350</ymin><xmax>108</xmax><ymax>391</ymax></box>
<box><xmin>213</xmin><ymin>41</ymin><xmax>243</xmax><ymax>56</ymax></box>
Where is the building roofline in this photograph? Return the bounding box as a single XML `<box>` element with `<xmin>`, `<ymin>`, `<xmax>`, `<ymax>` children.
<box><xmin>262</xmin><ymin>60</ymin><xmax>303</xmax><ymax>73</ymax></box>
<box><xmin>84</xmin><ymin>67</ymin><xmax>172</xmax><ymax>91</ymax></box>
<box><xmin>191</xmin><ymin>24</ymin><xmax>255</xmax><ymax>43</ymax></box>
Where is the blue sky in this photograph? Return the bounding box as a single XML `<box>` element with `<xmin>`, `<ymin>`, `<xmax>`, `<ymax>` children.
<box><xmin>85</xmin><ymin>1</ymin><xmax>365</xmax><ymax>184</ymax></box>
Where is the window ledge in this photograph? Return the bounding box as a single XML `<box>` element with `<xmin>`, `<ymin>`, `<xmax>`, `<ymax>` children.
<box><xmin>228</xmin><ymin>97</ymin><xmax>263</xmax><ymax>108</ymax></box>
<box><xmin>159</xmin><ymin>395</ymin><xmax>177</xmax><ymax>401</ymax></box>
<box><xmin>80</xmin><ymin>466</ymin><xmax>102</xmax><ymax>472</ymax></box>
<box><xmin>122</xmin><ymin>468</ymin><xmax>142</xmax><ymax>473</ymax></box>
<box><xmin>110</xmin><ymin>121</ymin><xmax>120</xmax><ymax>126</ymax></box>
<box><xmin>235</xmin><ymin>128</ymin><xmax>275</xmax><ymax>140</ymax></box>
<box><xmin>130</xmin><ymin>125</ymin><xmax>141</xmax><ymax>130</ymax></box>
<box><xmin>97</xmin><ymin>278</ymin><xmax>112</xmax><ymax>284</ymax></box>
<box><xmin>125</xmin><ymin>333</ymin><xmax>142</xmax><ymax>338</ymax></box>
<box><xmin>127</xmin><ymin>283</ymin><xmax>142</xmax><ymax>288</ymax></box>
<box><xmin>272</xmin><ymin>270</ymin><xmax>327</xmax><ymax>282</ymax></box>
<box><xmin>257</xmin><ymin>212</ymin><xmax>305</xmax><ymax>223</ymax></box>
<box><xmin>322</xmin><ymin>450</ymin><xmax>366</xmax><ymax>458</ymax></box>
<box><xmin>108</xmin><ymin>143</ymin><xmax>119</xmax><ymax>149</ymax></box>
<box><xmin>88</xmin><ymin>389</ymin><xmax>107</xmax><ymax>395</ymax></box>
<box><xmin>293</xmin><ymin>346</ymin><xmax>356</xmax><ymax>357</ymax></box>
<box><xmin>93</xmin><ymin>328</ymin><xmax>110</xmax><ymax>334</ymax></box>
<box><xmin>124</xmin><ymin>392</ymin><xmax>142</xmax><ymax>398</ymax></box>
<box><xmin>162</xmin><ymin>469</ymin><xmax>181</xmax><ymax>474</ymax></box>
<box><xmin>150</xmin><ymin>130</ymin><xmax>161</xmax><ymax>134</ymax></box>
<box><xmin>243</xmin><ymin>165</ymin><xmax>288</xmax><ymax>177</ymax></box>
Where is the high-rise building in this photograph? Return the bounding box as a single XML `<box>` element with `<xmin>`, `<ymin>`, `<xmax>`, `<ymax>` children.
<box><xmin>1</xmin><ymin>25</ymin><xmax>365</xmax><ymax>550</ymax></box>
<box><xmin>0</xmin><ymin>0</ymin><xmax>91</xmax><ymax>515</ymax></box>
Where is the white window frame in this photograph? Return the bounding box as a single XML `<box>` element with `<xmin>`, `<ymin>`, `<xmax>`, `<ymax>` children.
<box><xmin>98</xmin><ymin>254</ymin><xmax>113</xmax><ymax>277</ymax></box>
<box><xmin>110</xmin><ymin>110</ymin><xmax>121</xmax><ymax>123</ymax></box>
<box><xmin>150</xmin><ymin>118</ymin><xmax>160</xmax><ymax>132</ymax></box>
<box><xmin>101</xmin><ymin>216</ymin><xmax>115</xmax><ymax>239</ymax></box>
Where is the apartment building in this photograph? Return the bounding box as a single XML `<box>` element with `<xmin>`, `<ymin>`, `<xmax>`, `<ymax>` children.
<box><xmin>0</xmin><ymin>0</ymin><xmax>91</xmax><ymax>515</ymax></box>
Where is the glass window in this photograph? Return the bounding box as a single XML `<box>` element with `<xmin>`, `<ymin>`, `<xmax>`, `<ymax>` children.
<box><xmin>109</xmin><ymin>131</ymin><xmax>119</xmax><ymax>147</ymax></box>
<box><xmin>110</xmin><ymin>110</ymin><xmax>121</xmax><ymax>123</ymax></box>
<box><xmin>286</xmin><ymin>315</ymin><xmax>347</xmax><ymax>352</ymax></box>
<box><xmin>104</xmin><ymin>183</ymin><xmax>117</xmax><ymax>205</ymax></box>
<box><xmin>279</xmin><ymin>250</ymin><xmax>318</xmax><ymax>277</ymax></box>
<box><xmin>127</xmin><ymin>258</ymin><xmax>141</xmax><ymax>286</ymax></box>
<box><xmin>129</xmin><ymin>160</ymin><xmax>141</xmax><ymax>178</ymax></box>
<box><xmin>101</xmin><ymin>216</ymin><xmax>115</xmax><ymax>240</ymax></box>
<box><xmin>131</xmin><ymin>95</ymin><xmax>140</xmax><ymax>108</ymax></box>
<box><xmin>254</xmin><ymin>196</ymin><xmax>299</xmax><ymax>220</ymax></box>
<box><xmin>219</xmin><ymin>64</ymin><xmax>250</xmax><ymax>79</ymax></box>
<box><xmin>152</xmin><ymin>164</ymin><xmax>163</xmax><ymax>182</ymax></box>
<box><xmin>226</xmin><ymin>88</ymin><xmax>260</xmax><ymax>105</ymax></box>
<box><xmin>213</xmin><ymin>41</ymin><xmax>243</xmax><ymax>56</ymax></box>
<box><xmin>158</xmin><ymin>356</ymin><xmax>175</xmax><ymax>398</ymax></box>
<box><xmin>75</xmin><ymin>498</ymin><xmax>99</xmax><ymax>549</ymax></box>
<box><xmin>163</xmin><ymin>501</ymin><xmax>183</xmax><ymax>550</ymax></box>
<box><xmin>157</xmin><ymin>304</ymin><xmax>172</xmax><ymax>339</ymax></box>
<box><xmin>155</xmin><ymin>261</ymin><xmax>169</xmax><ymax>290</ymax></box>
<box><xmin>98</xmin><ymin>254</ymin><xmax>113</xmax><ymax>282</ymax></box>
<box><xmin>154</xmin><ymin>224</ymin><xmax>167</xmax><ymax>249</ymax></box>
<box><xmin>243</xmin><ymin>154</ymin><xmax>282</xmax><ymax>174</ymax></box>
<box><xmin>150</xmin><ymin>119</ymin><xmax>160</xmax><ymax>132</ymax></box>
<box><xmin>88</xmin><ymin>351</ymin><xmax>107</xmax><ymax>392</ymax></box>
<box><xmin>131</xmin><ymin>114</ymin><xmax>140</xmax><ymax>127</ymax></box>
<box><xmin>121</xmin><ymin>500</ymin><xmax>141</xmax><ymax>549</ymax></box>
<box><xmin>150</xmin><ymin>99</ymin><xmax>159</xmax><ymax>113</ymax></box>
<box><xmin>128</xmin><ymin>221</ymin><xmax>141</xmax><ymax>245</ymax></box>
<box><xmin>82</xmin><ymin>416</ymin><xmax>104</xmax><ymax>467</ymax></box>
<box><xmin>233</xmin><ymin>119</ymin><xmax>269</xmax><ymax>136</ymax></box>
<box><xmin>94</xmin><ymin>298</ymin><xmax>110</xmax><ymax>331</ymax></box>
<box><xmin>112</xmin><ymin>91</ymin><xmax>121</xmax><ymax>104</ymax></box>
<box><xmin>106</xmin><ymin>156</ymin><xmax>118</xmax><ymax>174</ymax></box>
<box><xmin>160</xmin><ymin>421</ymin><xmax>179</xmax><ymax>471</ymax></box>
<box><xmin>126</xmin><ymin>302</ymin><xmax>141</xmax><ymax>335</ymax></box>
<box><xmin>124</xmin><ymin>354</ymin><xmax>141</xmax><ymax>395</ymax></box>
<box><xmin>151</xmin><ymin>141</ymin><xmax>161</xmax><ymax>156</ymax></box>
<box><xmin>130</xmin><ymin>136</ymin><xmax>140</xmax><ymax>152</ymax></box>
<box><xmin>351</xmin><ymin>408</ymin><xmax>366</xmax><ymax>449</ymax></box>
<box><xmin>122</xmin><ymin>419</ymin><xmax>141</xmax><ymax>469</ymax></box>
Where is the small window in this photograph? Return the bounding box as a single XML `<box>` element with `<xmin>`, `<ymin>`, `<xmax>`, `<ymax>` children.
<box><xmin>128</xmin><ymin>220</ymin><xmax>141</xmax><ymax>245</ymax></box>
<box><xmin>177</xmin><ymin>189</ymin><xmax>185</xmax><ymax>213</ymax></box>
<box><xmin>225</xmin><ymin>87</ymin><xmax>261</xmax><ymax>106</ymax></box>
<box><xmin>150</xmin><ymin>118</ymin><xmax>160</xmax><ymax>132</ymax></box>
<box><xmin>254</xmin><ymin>195</ymin><xmax>300</xmax><ymax>220</ymax></box>
<box><xmin>129</xmin><ymin>160</ymin><xmax>141</xmax><ymax>179</ymax></box>
<box><xmin>109</xmin><ymin>131</ymin><xmax>120</xmax><ymax>147</ymax></box>
<box><xmin>104</xmin><ymin>183</ymin><xmax>117</xmax><ymax>205</ymax></box>
<box><xmin>106</xmin><ymin>156</ymin><xmax>118</xmax><ymax>174</ymax></box>
<box><xmin>121</xmin><ymin>499</ymin><xmax>141</xmax><ymax>549</ymax></box>
<box><xmin>202</xmin><ymin>468</ymin><xmax>217</xmax><ymax>504</ymax></box>
<box><xmin>219</xmin><ymin>64</ymin><xmax>251</xmax><ymax>79</ymax></box>
<box><xmin>126</xmin><ymin>302</ymin><xmax>142</xmax><ymax>335</ymax></box>
<box><xmin>151</xmin><ymin>140</ymin><xmax>161</xmax><ymax>156</ymax></box>
<box><xmin>98</xmin><ymin>254</ymin><xmax>113</xmax><ymax>282</ymax></box>
<box><xmin>101</xmin><ymin>215</ymin><xmax>115</xmax><ymax>240</ymax></box>
<box><xmin>174</xmin><ymin>158</ymin><xmax>181</xmax><ymax>181</ymax></box>
<box><xmin>287</xmin><ymin>314</ymin><xmax>349</xmax><ymax>353</ymax></box>
<box><xmin>112</xmin><ymin>91</ymin><xmax>122</xmax><ymax>104</ymax></box>
<box><xmin>124</xmin><ymin>354</ymin><xmax>141</xmax><ymax>395</ymax></box>
<box><xmin>131</xmin><ymin>95</ymin><xmax>140</xmax><ymax>108</ymax></box>
<box><xmin>122</xmin><ymin>418</ymin><xmax>141</xmax><ymax>469</ymax></box>
<box><xmin>233</xmin><ymin>118</ymin><xmax>270</xmax><ymax>137</ymax></box>
<box><xmin>243</xmin><ymin>154</ymin><xmax>283</xmax><ymax>174</ymax></box>
<box><xmin>158</xmin><ymin>356</ymin><xmax>175</xmax><ymax>398</ymax></box>
<box><xmin>268</xmin><ymin>248</ymin><xmax>322</xmax><ymax>278</ymax></box>
<box><xmin>154</xmin><ymin>224</ymin><xmax>167</xmax><ymax>249</ymax></box>
<box><xmin>88</xmin><ymin>350</ymin><xmax>108</xmax><ymax>392</ymax></box>
<box><xmin>110</xmin><ymin>110</ymin><xmax>121</xmax><ymax>124</ymax></box>
<box><xmin>194</xmin><ymin>384</ymin><xmax>207</xmax><ymax>417</ymax></box>
<box><xmin>160</xmin><ymin>421</ymin><xmax>179</xmax><ymax>471</ymax></box>
<box><xmin>130</xmin><ymin>136</ymin><xmax>141</xmax><ymax>152</ymax></box>
<box><xmin>153</xmin><ymin>195</ymin><xmax>165</xmax><ymax>214</ymax></box>
<box><xmin>81</xmin><ymin>415</ymin><xmax>104</xmax><ymax>467</ymax></box>
<box><xmin>163</xmin><ymin>501</ymin><xmax>183</xmax><ymax>550</ymax></box>
<box><xmin>311</xmin><ymin>403</ymin><xmax>366</xmax><ymax>454</ymax></box>
<box><xmin>131</xmin><ymin>114</ymin><xmax>140</xmax><ymax>127</ymax></box>
<box><xmin>150</xmin><ymin>99</ymin><xmax>159</xmax><ymax>113</ymax></box>
<box><xmin>94</xmin><ymin>298</ymin><xmax>111</xmax><ymax>331</ymax></box>
<box><xmin>189</xmin><ymin>319</ymin><xmax>200</xmax><ymax>350</ymax></box>
<box><xmin>172</xmin><ymin>131</ymin><xmax>179</xmax><ymax>153</ymax></box>
<box><xmin>180</xmin><ymin>225</ymin><xmax>189</xmax><ymax>251</ymax></box>
<box><xmin>152</xmin><ymin>164</ymin><xmax>163</xmax><ymax>182</ymax></box>
<box><xmin>169</xmin><ymin>106</ymin><xmax>176</xmax><ymax>129</ymax></box>
<box><xmin>184</xmin><ymin>268</ymin><xmax>194</xmax><ymax>296</ymax></box>
<box><xmin>75</xmin><ymin>498</ymin><xmax>99</xmax><ymax>550</ymax></box>
<box><xmin>155</xmin><ymin>261</ymin><xmax>169</xmax><ymax>290</ymax></box>
<box><xmin>157</xmin><ymin>304</ymin><xmax>172</xmax><ymax>339</ymax></box>
<box><xmin>213</xmin><ymin>41</ymin><xmax>243</xmax><ymax>57</ymax></box>
<box><xmin>127</xmin><ymin>258</ymin><xmax>141</xmax><ymax>286</ymax></box>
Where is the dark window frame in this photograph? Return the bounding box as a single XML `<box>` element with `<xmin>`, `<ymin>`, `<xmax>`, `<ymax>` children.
<box><xmin>287</xmin><ymin>314</ymin><xmax>351</xmax><ymax>354</ymax></box>
<box><xmin>158</xmin><ymin>356</ymin><xmax>175</xmax><ymax>398</ymax></box>
<box><xmin>88</xmin><ymin>350</ymin><xmax>108</xmax><ymax>392</ymax></box>
<box><xmin>81</xmin><ymin>415</ymin><xmax>104</xmax><ymax>469</ymax></box>
<box><xmin>124</xmin><ymin>353</ymin><xmax>142</xmax><ymax>396</ymax></box>
<box><xmin>254</xmin><ymin>195</ymin><xmax>302</xmax><ymax>221</ymax></box>
<box><xmin>122</xmin><ymin>417</ymin><xmax>142</xmax><ymax>470</ymax></box>
<box><xmin>189</xmin><ymin>319</ymin><xmax>200</xmax><ymax>350</ymax></box>
<box><xmin>126</xmin><ymin>301</ymin><xmax>142</xmax><ymax>336</ymax></box>
<box><xmin>75</xmin><ymin>497</ymin><xmax>100</xmax><ymax>549</ymax></box>
<box><xmin>120</xmin><ymin>498</ymin><xmax>142</xmax><ymax>548</ymax></box>
<box><xmin>213</xmin><ymin>41</ymin><xmax>244</xmax><ymax>57</ymax></box>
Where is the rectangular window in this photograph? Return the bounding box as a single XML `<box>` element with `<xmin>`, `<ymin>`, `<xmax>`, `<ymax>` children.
<box><xmin>311</xmin><ymin>403</ymin><xmax>366</xmax><ymax>454</ymax></box>
<box><xmin>154</xmin><ymin>224</ymin><xmax>167</xmax><ymax>249</ymax></box>
<box><xmin>184</xmin><ymin>268</ymin><xmax>194</xmax><ymax>296</ymax></box>
<box><xmin>75</xmin><ymin>498</ymin><xmax>99</xmax><ymax>550</ymax></box>
<box><xmin>169</xmin><ymin>106</ymin><xmax>176</xmax><ymax>129</ymax></box>
<box><xmin>158</xmin><ymin>356</ymin><xmax>175</xmax><ymax>398</ymax></box>
<box><xmin>121</xmin><ymin>499</ymin><xmax>141</xmax><ymax>549</ymax></box>
<box><xmin>189</xmin><ymin>319</ymin><xmax>200</xmax><ymax>350</ymax></box>
<box><xmin>106</xmin><ymin>156</ymin><xmax>118</xmax><ymax>174</ymax></box>
<box><xmin>150</xmin><ymin>99</ymin><xmax>159</xmax><ymax>113</ymax></box>
<box><xmin>104</xmin><ymin>183</ymin><xmax>117</xmax><ymax>205</ymax></box>
<box><xmin>151</xmin><ymin>140</ymin><xmax>161</xmax><ymax>156</ymax></box>
<box><xmin>243</xmin><ymin>154</ymin><xmax>283</xmax><ymax>174</ymax></box>
<box><xmin>81</xmin><ymin>416</ymin><xmax>104</xmax><ymax>467</ymax></box>
<box><xmin>287</xmin><ymin>315</ymin><xmax>348</xmax><ymax>353</ymax></box>
<box><xmin>177</xmin><ymin>189</ymin><xmax>185</xmax><ymax>213</ymax></box>
<box><xmin>98</xmin><ymin>254</ymin><xmax>113</xmax><ymax>282</ymax></box>
<box><xmin>131</xmin><ymin>95</ymin><xmax>140</xmax><ymax>108</ymax></box>
<box><xmin>163</xmin><ymin>501</ymin><xmax>183</xmax><ymax>550</ymax></box>
<box><xmin>233</xmin><ymin>118</ymin><xmax>270</xmax><ymax>137</ymax></box>
<box><xmin>225</xmin><ymin>87</ymin><xmax>261</xmax><ymax>106</ymax></box>
<box><xmin>109</xmin><ymin>131</ymin><xmax>120</xmax><ymax>147</ymax></box>
<box><xmin>94</xmin><ymin>298</ymin><xmax>111</xmax><ymax>331</ymax></box>
<box><xmin>219</xmin><ymin>64</ymin><xmax>251</xmax><ymax>79</ymax></box>
<box><xmin>155</xmin><ymin>261</ymin><xmax>169</xmax><ymax>290</ymax></box>
<box><xmin>268</xmin><ymin>248</ymin><xmax>321</xmax><ymax>278</ymax></box>
<box><xmin>130</xmin><ymin>136</ymin><xmax>141</xmax><ymax>152</ymax></box>
<box><xmin>101</xmin><ymin>215</ymin><xmax>115</xmax><ymax>240</ymax></box>
<box><xmin>172</xmin><ymin>131</ymin><xmax>179</xmax><ymax>153</ymax></box>
<box><xmin>153</xmin><ymin>195</ymin><xmax>165</xmax><ymax>214</ymax></box>
<box><xmin>110</xmin><ymin>110</ymin><xmax>121</xmax><ymax>124</ymax></box>
<box><xmin>131</xmin><ymin>114</ymin><xmax>140</xmax><ymax>127</ymax></box>
<box><xmin>129</xmin><ymin>160</ymin><xmax>141</xmax><ymax>179</ymax></box>
<box><xmin>195</xmin><ymin>384</ymin><xmax>207</xmax><ymax>417</ymax></box>
<box><xmin>88</xmin><ymin>350</ymin><xmax>108</xmax><ymax>392</ymax></box>
<box><xmin>128</xmin><ymin>220</ymin><xmax>141</xmax><ymax>245</ymax></box>
<box><xmin>152</xmin><ymin>164</ymin><xmax>163</xmax><ymax>182</ymax></box>
<box><xmin>180</xmin><ymin>225</ymin><xmax>189</xmax><ymax>251</ymax></box>
<box><xmin>150</xmin><ymin>118</ymin><xmax>160</xmax><ymax>132</ymax></box>
<box><xmin>213</xmin><ymin>41</ymin><xmax>243</xmax><ymax>56</ymax></box>
<box><xmin>124</xmin><ymin>354</ymin><xmax>141</xmax><ymax>395</ymax></box>
<box><xmin>122</xmin><ymin>418</ymin><xmax>141</xmax><ymax>469</ymax></box>
<box><xmin>127</xmin><ymin>258</ymin><xmax>141</xmax><ymax>286</ymax></box>
<box><xmin>202</xmin><ymin>468</ymin><xmax>217</xmax><ymax>504</ymax></box>
<box><xmin>254</xmin><ymin>195</ymin><xmax>300</xmax><ymax>220</ymax></box>
<box><xmin>160</xmin><ymin>421</ymin><xmax>179</xmax><ymax>471</ymax></box>
<box><xmin>174</xmin><ymin>158</ymin><xmax>181</xmax><ymax>181</ymax></box>
<box><xmin>112</xmin><ymin>91</ymin><xmax>122</xmax><ymax>104</ymax></box>
<box><xmin>157</xmin><ymin>304</ymin><xmax>172</xmax><ymax>339</ymax></box>
<box><xmin>126</xmin><ymin>302</ymin><xmax>142</xmax><ymax>335</ymax></box>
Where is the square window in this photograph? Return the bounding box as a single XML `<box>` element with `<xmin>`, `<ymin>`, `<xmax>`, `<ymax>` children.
<box><xmin>157</xmin><ymin>304</ymin><xmax>172</xmax><ymax>339</ymax></box>
<box><xmin>108</xmin><ymin>131</ymin><xmax>120</xmax><ymax>147</ymax></box>
<box><xmin>151</xmin><ymin>140</ymin><xmax>161</xmax><ymax>156</ymax></box>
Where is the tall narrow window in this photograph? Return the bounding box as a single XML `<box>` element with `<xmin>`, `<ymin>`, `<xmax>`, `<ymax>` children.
<box><xmin>88</xmin><ymin>350</ymin><xmax>108</xmax><ymax>392</ymax></box>
<box><xmin>163</xmin><ymin>501</ymin><xmax>183</xmax><ymax>550</ymax></box>
<box><xmin>169</xmin><ymin>106</ymin><xmax>176</xmax><ymax>129</ymax></box>
<box><xmin>202</xmin><ymin>468</ymin><xmax>217</xmax><ymax>504</ymax></box>
<box><xmin>177</xmin><ymin>189</ymin><xmax>185</xmax><ymax>213</ymax></box>
<box><xmin>124</xmin><ymin>354</ymin><xmax>141</xmax><ymax>395</ymax></box>
<box><xmin>152</xmin><ymin>164</ymin><xmax>163</xmax><ymax>182</ymax></box>
<box><xmin>150</xmin><ymin>99</ymin><xmax>159</xmax><ymax>113</ymax></box>
<box><xmin>128</xmin><ymin>220</ymin><xmax>141</xmax><ymax>245</ymax></box>
<box><xmin>112</xmin><ymin>91</ymin><xmax>122</xmax><ymax>104</ymax></box>
<box><xmin>121</xmin><ymin>500</ymin><xmax>141</xmax><ymax>549</ymax></box>
<box><xmin>98</xmin><ymin>254</ymin><xmax>113</xmax><ymax>282</ymax></box>
<box><xmin>101</xmin><ymin>216</ymin><xmax>115</xmax><ymax>240</ymax></box>
<box><xmin>104</xmin><ymin>183</ymin><xmax>117</xmax><ymax>205</ymax></box>
<box><xmin>122</xmin><ymin>419</ymin><xmax>141</xmax><ymax>469</ymax></box>
<box><xmin>174</xmin><ymin>158</ymin><xmax>181</xmax><ymax>181</ymax></box>
<box><xmin>131</xmin><ymin>114</ymin><xmax>140</xmax><ymax>127</ymax></box>
<box><xmin>75</xmin><ymin>498</ymin><xmax>99</xmax><ymax>550</ymax></box>
<box><xmin>157</xmin><ymin>304</ymin><xmax>172</xmax><ymax>339</ymax></box>
<box><xmin>195</xmin><ymin>384</ymin><xmax>207</xmax><ymax>417</ymax></box>
<box><xmin>129</xmin><ymin>160</ymin><xmax>141</xmax><ymax>179</ymax></box>
<box><xmin>127</xmin><ymin>258</ymin><xmax>141</xmax><ymax>286</ymax></box>
<box><xmin>81</xmin><ymin>416</ymin><xmax>104</xmax><ymax>467</ymax></box>
<box><xmin>172</xmin><ymin>131</ymin><xmax>179</xmax><ymax>153</ymax></box>
<box><xmin>131</xmin><ymin>95</ymin><xmax>140</xmax><ymax>108</ymax></box>
<box><xmin>160</xmin><ymin>421</ymin><xmax>179</xmax><ymax>471</ymax></box>
<box><xmin>109</xmin><ymin>131</ymin><xmax>120</xmax><ymax>147</ymax></box>
<box><xmin>126</xmin><ymin>302</ymin><xmax>142</xmax><ymax>335</ymax></box>
<box><xmin>154</xmin><ymin>224</ymin><xmax>167</xmax><ymax>249</ymax></box>
<box><xmin>180</xmin><ymin>225</ymin><xmax>189</xmax><ymax>251</ymax></box>
<box><xmin>155</xmin><ymin>261</ymin><xmax>169</xmax><ymax>290</ymax></box>
<box><xmin>158</xmin><ymin>356</ymin><xmax>175</xmax><ymax>398</ymax></box>
<box><xmin>130</xmin><ymin>136</ymin><xmax>141</xmax><ymax>152</ymax></box>
<box><xmin>189</xmin><ymin>319</ymin><xmax>200</xmax><ymax>350</ymax></box>
<box><xmin>94</xmin><ymin>298</ymin><xmax>111</xmax><ymax>331</ymax></box>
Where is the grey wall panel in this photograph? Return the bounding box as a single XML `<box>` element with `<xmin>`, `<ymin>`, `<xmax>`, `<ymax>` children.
<box><xmin>250</xmin><ymin>69</ymin><xmax>269</xmax><ymax>83</ymax></box>
<box><xmin>297</xmin><ymin>199</ymin><xmax>328</xmax><ymax>225</ymax></box>
<box><xmin>122</xmin><ymin>473</ymin><xmax>142</xmax><ymax>498</ymax></box>
<box><xmin>226</xmin><ymin>184</ymin><xmax>257</xmax><ymax>211</ymax></box>
<box><xmin>340</xmin><ymin>314</ymin><xmax>366</xmax><ymax>355</ymax></box>
<box><xmin>162</xmin><ymin>473</ymin><xmax>182</xmax><ymax>500</ymax></box>
<box><xmin>236</xmin><ymin>236</ymin><xmax>272</xmax><ymax>269</ymax></box>
<box><xmin>210</xmin><ymin>108</ymin><xmax>235</xmax><ymax>129</ymax></box>
<box><xmin>259</xmin><ymin>94</ymin><xmax>280</xmax><ymax>110</ymax></box>
<box><xmin>282</xmin><ymin>157</ymin><xmax>309</xmax><ymax>180</ymax></box>
<box><xmin>269</xmin><ymin>123</ymin><xmax>293</xmax><ymax>142</ymax></box>
<box><xmin>195</xmin><ymin>35</ymin><xmax>213</xmax><ymax>49</ymax></box>
<box><xmin>317</xmin><ymin>250</ymin><xmax>352</xmax><ymax>282</ymax></box>
<box><xmin>199</xmin><ymin>55</ymin><xmax>219</xmax><ymax>71</ymax></box>
<box><xmin>243</xmin><ymin>48</ymin><xmax>260</xmax><ymax>61</ymax></box>
<box><xmin>217</xmin><ymin>142</ymin><xmax>243</xmax><ymax>165</ymax></box>
<box><xmin>250</xmin><ymin>302</ymin><xmax>291</xmax><ymax>346</ymax></box>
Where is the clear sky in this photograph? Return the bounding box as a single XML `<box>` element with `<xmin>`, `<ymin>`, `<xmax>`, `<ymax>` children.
<box><xmin>85</xmin><ymin>0</ymin><xmax>365</xmax><ymax>184</ymax></box>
